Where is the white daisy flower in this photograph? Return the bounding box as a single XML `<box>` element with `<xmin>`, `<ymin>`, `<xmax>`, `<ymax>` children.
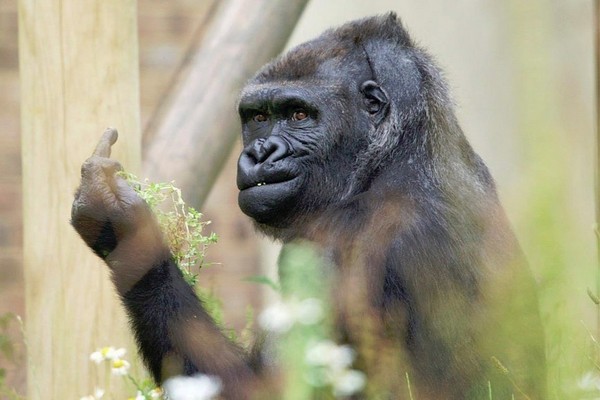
<box><xmin>131</xmin><ymin>390</ymin><xmax>145</xmax><ymax>400</ymax></box>
<box><xmin>258</xmin><ymin>301</ymin><xmax>295</xmax><ymax>333</ymax></box>
<box><xmin>80</xmin><ymin>387</ymin><xmax>104</xmax><ymax>400</ymax></box>
<box><xmin>305</xmin><ymin>340</ymin><xmax>365</xmax><ymax>397</ymax></box>
<box><xmin>305</xmin><ymin>340</ymin><xmax>355</xmax><ymax>371</ymax></box>
<box><xmin>258</xmin><ymin>298</ymin><xmax>323</xmax><ymax>333</ymax></box>
<box><xmin>111</xmin><ymin>358</ymin><xmax>131</xmax><ymax>376</ymax></box>
<box><xmin>579</xmin><ymin>371</ymin><xmax>600</xmax><ymax>391</ymax></box>
<box><xmin>296</xmin><ymin>298</ymin><xmax>324</xmax><ymax>325</ymax></box>
<box><xmin>331</xmin><ymin>369</ymin><xmax>366</xmax><ymax>397</ymax></box>
<box><xmin>149</xmin><ymin>388</ymin><xmax>163</xmax><ymax>399</ymax></box>
<box><xmin>89</xmin><ymin>346</ymin><xmax>126</xmax><ymax>364</ymax></box>
<box><xmin>163</xmin><ymin>374</ymin><xmax>222</xmax><ymax>400</ymax></box>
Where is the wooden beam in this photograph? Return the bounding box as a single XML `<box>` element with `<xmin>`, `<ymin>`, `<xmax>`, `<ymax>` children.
<box><xmin>19</xmin><ymin>1</ymin><xmax>140</xmax><ymax>398</ymax></box>
<box><xmin>143</xmin><ymin>0</ymin><xmax>309</xmax><ymax>208</ymax></box>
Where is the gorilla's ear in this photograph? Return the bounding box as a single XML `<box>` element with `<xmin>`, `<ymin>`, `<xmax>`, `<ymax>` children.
<box><xmin>360</xmin><ymin>80</ymin><xmax>389</xmax><ymax>123</ymax></box>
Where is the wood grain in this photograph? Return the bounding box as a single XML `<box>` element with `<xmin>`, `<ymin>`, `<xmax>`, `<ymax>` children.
<box><xmin>143</xmin><ymin>0</ymin><xmax>309</xmax><ymax>208</ymax></box>
<box><xmin>19</xmin><ymin>1</ymin><xmax>141</xmax><ymax>398</ymax></box>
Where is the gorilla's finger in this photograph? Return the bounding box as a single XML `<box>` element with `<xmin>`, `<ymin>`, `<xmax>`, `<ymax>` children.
<box><xmin>112</xmin><ymin>174</ymin><xmax>143</xmax><ymax>207</ymax></box>
<box><xmin>93</xmin><ymin>127</ymin><xmax>119</xmax><ymax>158</ymax></box>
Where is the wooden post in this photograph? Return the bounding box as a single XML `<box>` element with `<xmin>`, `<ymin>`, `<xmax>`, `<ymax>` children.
<box><xmin>595</xmin><ymin>0</ymin><xmax>600</xmax><ymax>344</ymax></box>
<box><xmin>19</xmin><ymin>1</ymin><xmax>140</xmax><ymax>398</ymax></box>
<box><xmin>143</xmin><ymin>0</ymin><xmax>309</xmax><ymax>208</ymax></box>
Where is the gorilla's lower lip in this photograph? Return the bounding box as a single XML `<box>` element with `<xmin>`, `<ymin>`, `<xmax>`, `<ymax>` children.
<box><xmin>238</xmin><ymin>177</ymin><xmax>302</xmax><ymax>223</ymax></box>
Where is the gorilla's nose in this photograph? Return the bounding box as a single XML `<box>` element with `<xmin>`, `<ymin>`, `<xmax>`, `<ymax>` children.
<box><xmin>248</xmin><ymin>136</ymin><xmax>292</xmax><ymax>165</ymax></box>
<box><xmin>260</xmin><ymin>136</ymin><xmax>293</xmax><ymax>164</ymax></box>
<box><xmin>237</xmin><ymin>136</ymin><xmax>297</xmax><ymax>191</ymax></box>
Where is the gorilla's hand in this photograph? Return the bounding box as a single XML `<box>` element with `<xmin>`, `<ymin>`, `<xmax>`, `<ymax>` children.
<box><xmin>71</xmin><ymin>129</ymin><xmax>166</xmax><ymax>273</ymax></box>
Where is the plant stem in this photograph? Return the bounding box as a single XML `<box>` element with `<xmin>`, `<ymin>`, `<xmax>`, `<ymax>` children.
<box><xmin>405</xmin><ymin>372</ymin><xmax>414</xmax><ymax>400</ymax></box>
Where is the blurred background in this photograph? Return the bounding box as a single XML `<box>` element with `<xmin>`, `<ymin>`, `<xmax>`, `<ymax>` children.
<box><xmin>0</xmin><ymin>0</ymin><xmax>595</xmax><ymax>396</ymax></box>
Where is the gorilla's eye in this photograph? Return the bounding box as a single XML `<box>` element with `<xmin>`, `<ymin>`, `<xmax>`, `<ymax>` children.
<box><xmin>253</xmin><ymin>113</ymin><xmax>268</xmax><ymax>123</ymax></box>
<box><xmin>292</xmin><ymin>110</ymin><xmax>308</xmax><ymax>121</ymax></box>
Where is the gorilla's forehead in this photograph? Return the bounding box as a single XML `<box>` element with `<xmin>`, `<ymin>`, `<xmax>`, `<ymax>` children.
<box><xmin>247</xmin><ymin>43</ymin><xmax>370</xmax><ymax>100</ymax></box>
<box><xmin>239</xmin><ymin>80</ymin><xmax>346</xmax><ymax>107</ymax></box>
<box><xmin>240</xmin><ymin>13</ymin><xmax>419</xmax><ymax>108</ymax></box>
<box><xmin>249</xmin><ymin>13</ymin><xmax>414</xmax><ymax>89</ymax></box>
<box><xmin>255</xmin><ymin>42</ymin><xmax>352</xmax><ymax>82</ymax></box>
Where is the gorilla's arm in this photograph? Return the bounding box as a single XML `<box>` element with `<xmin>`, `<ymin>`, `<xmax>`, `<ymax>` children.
<box><xmin>71</xmin><ymin>129</ymin><xmax>258</xmax><ymax>398</ymax></box>
<box><xmin>122</xmin><ymin>257</ymin><xmax>257</xmax><ymax>391</ymax></box>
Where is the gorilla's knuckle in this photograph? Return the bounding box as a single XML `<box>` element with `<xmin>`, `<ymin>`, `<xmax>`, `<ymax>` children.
<box><xmin>110</xmin><ymin>160</ymin><xmax>123</xmax><ymax>171</ymax></box>
<box><xmin>96</xmin><ymin>158</ymin><xmax>121</xmax><ymax>172</ymax></box>
<box><xmin>80</xmin><ymin>159</ymin><xmax>94</xmax><ymax>176</ymax></box>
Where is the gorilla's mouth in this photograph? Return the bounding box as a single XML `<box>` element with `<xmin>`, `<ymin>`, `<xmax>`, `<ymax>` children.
<box><xmin>241</xmin><ymin>177</ymin><xmax>295</xmax><ymax>188</ymax></box>
<box><xmin>238</xmin><ymin>178</ymin><xmax>300</xmax><ymax>195</ymax></box>
<box><xmin>237</xmin><ymin>172</ymin><xmax>299</xmax><ymax>192</ymax></box>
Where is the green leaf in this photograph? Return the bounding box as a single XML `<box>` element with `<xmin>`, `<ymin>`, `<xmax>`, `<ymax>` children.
<box><xmin>244</xmin><ymin>275</ymin><xmax>280</xmax><ymax>292</ymax></box>
<box><xmin>0</xmin><ymin>335</ymin><xmax>14</xmax><ymax>361</ymax></box>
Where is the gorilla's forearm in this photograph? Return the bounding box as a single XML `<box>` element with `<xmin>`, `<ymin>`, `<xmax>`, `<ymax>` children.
<box><xmin>117</xmin><ymin>255</ymin><xmax>258</xmax><ymax>398</ymax></box>
<box><xmin>70</xmin><ymin>129</ymin><xmax>261</xmax><ymax>397</ymax></box>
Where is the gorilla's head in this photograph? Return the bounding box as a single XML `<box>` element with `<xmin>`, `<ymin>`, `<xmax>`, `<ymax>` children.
<box><xmin>237</xmin><ymin>13</ymin><xmax>462</xmax><ymax>236</ymax></box>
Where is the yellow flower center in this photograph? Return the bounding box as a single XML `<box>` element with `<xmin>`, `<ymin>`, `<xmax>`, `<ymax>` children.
<box><xmin>101</xmin><ymin>347</ymin><xmax>111</xmax><ymax>357</ymax></box>
<box><xmin>113</xmin><ymin>359</ymin><xmax>125</xmax><ymax>368</ymax></box>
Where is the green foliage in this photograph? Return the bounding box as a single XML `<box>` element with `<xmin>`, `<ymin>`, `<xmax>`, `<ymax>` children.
<box><xmin>118</xmin><ymin>172</ymin><xmax>218</xmax><ymax>286</ymax></box>
<box><xmin>244</xmin><ymin>275</ymin><xmax>281</xmax><ymax>292</ymax></box>
<box><xmin>0</xmin><ymin>315</ymin><xmax>15</xmax><ymax>363</ymax></box>
<box><xmin>0</xmin><ymin>313</ymin><xmax>25</xmax><ymax>400</ymax></box>
<box><xmin>239</xmin><ymin>306</ymin><xmax>256</xmax><ymax>349</ymax></box>
<box><xmin>107</xmin><ymin>174</ymin><xmax>231</xmax><ymax>397</ymax></box>
<box><xmin>197</xmin><ymin>287</ymin><xmax>235</xmax><ymax>340</ymax></box>
<box><xmin>277</xmin><ymin>243</ymin><xmax>332</xmax><ymax>399</ymax></box>
<box><xmin>126</xmin><ymin>375</ymin><xmax>162</xmax><ymax>399</ymax></box>
<box><xmin>263</xmin><ymin>243</ymin><xmax>366</xmax><ymax>399</ymax></box>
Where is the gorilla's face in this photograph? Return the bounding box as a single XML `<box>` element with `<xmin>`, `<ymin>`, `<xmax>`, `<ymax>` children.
<box><xmin>236</xmin><ymin>83</ymin><xmax>346</xmax><ymax>228</ymax></box>
<box><xmin>236</xmin><ymin>32</ymin><xmax>395</xmax><ymax>230</ymax></box>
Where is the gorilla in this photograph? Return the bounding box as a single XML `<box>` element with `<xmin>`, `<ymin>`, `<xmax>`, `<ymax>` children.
<box><xmin>72</xmin><ymin>13</ymin><xmax>545</xmax><ymax>399</ymax></box>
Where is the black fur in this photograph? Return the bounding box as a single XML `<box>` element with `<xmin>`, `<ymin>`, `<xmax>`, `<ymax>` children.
<box><xmin>122</xmin><ymin>259</ymin><xmax>197</xmax><ymax>380</ymax></box>
<box><xmin>73</xmin><ymin>13</ymin><xmax>546</xmax><ymax>400</ymax></box>
<box><xmin>92</xmin><ymin>220</ymin><xmax>118</xmax><ymax>258</ymax></box>
<box><xmin>236</xmin><ymin>13</ymin><xmax>545</xmax><ymax>399</ymax></box>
